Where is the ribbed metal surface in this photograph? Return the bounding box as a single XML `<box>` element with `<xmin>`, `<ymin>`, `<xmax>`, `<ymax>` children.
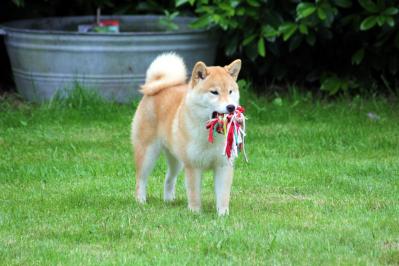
<box><xmin>1</xmin><ymin>16</ymin><xmax>218</xmax><ymax>102</ymax></box>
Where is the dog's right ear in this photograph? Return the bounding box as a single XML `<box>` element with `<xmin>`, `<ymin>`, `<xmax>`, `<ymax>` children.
<box><xmin>191</xmin><ymin>61</ymin><xmax>207</xmax><ymax>87</ymax></box>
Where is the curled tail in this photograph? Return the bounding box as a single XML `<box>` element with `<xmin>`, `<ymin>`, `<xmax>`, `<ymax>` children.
<box><xmin>140</xmin><ymin>53</ymin><xmax>187</xmax><ymax>96</ymax></box>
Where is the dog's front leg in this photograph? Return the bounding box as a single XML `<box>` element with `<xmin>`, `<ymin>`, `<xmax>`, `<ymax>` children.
<box><xmin>185</xmin><ymin>166</ymin><xmax>202</xmax><ymax>213</ymax></box>
<box><xmin>214</xmin><ymin>165</ymin><xmax>233</xmax><ymax>216</ymax></box>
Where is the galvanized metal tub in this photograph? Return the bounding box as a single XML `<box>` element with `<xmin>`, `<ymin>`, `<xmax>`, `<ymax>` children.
<box><xmin>0</xmin><ymin>16</ymin><xmax>218</xmax><ymax>102</ymax></box>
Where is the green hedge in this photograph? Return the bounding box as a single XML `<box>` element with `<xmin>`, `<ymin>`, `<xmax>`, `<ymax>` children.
<box><xmin>176</xmin><ymin>0</ymin><xmax>399</xmax><ymax>95</ymax></box>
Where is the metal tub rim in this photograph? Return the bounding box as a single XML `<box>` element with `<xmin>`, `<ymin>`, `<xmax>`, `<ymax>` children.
<box><xmin>0</xmin><ymin>15</ymin><xmax>208</xmax><ymax>36</ymax></box>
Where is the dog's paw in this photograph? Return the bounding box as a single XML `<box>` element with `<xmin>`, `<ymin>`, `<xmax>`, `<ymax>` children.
<box><xmin>163</xmin><ymin>192</ymin><xmax>175</xmax><ymax>202</ymax></box>
<box><xmin>188</xmin><ymin>205</ymin><xmax>201</xmax><ymax>214</ymax></box>
<box><xmin>217</xmin><ymin>207</ymin><xmax>229</xmax><ymax>216</ymax></box>
<box><xmin>136</xmin><ymin>195</ymin><xmax>147</xmax><ymax>204</ymax></box>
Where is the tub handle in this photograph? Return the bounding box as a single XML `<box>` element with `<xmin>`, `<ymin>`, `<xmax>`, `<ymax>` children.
<box><xmin>0</xmin><ymin>27</ymin><xmax>6</xmax><ymax>36</ymax></box>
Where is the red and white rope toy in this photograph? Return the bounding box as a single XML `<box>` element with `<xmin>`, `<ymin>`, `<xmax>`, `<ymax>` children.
<box><xmin>206</xmin><ymin>106</ymin><xmax>248</xmax><ymax>164</ymax></box>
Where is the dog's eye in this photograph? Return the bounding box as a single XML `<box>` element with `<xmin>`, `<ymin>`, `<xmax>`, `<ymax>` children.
<box><xmin>210</xmin><ymin>91</ymin><xmax>219</xmax><ymax>95</ymax></box>
<box><xmin>229</xmin><ymin>90</ymin><xmax>233</xmax><ymax>94</ymax></box>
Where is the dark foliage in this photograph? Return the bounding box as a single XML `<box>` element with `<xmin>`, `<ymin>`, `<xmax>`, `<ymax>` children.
<box><xmin>176</xmin><ymin>0</ymin><xmax>399</xmax><ymax>95</ymax></box>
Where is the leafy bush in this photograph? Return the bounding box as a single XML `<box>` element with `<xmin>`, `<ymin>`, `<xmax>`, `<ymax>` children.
<box><xmin>177</xmin><ymin>0</ymin><xmax>399</xmax><ymax>95</ymax></box>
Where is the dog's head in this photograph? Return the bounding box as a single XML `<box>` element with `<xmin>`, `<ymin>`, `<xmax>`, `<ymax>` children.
<box><xmin>187</xmin><ymin>59</ymin><xmax>242</xmax><ymax>119</ymax></box>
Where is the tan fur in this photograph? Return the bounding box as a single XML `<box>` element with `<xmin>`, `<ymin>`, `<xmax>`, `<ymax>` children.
<box><xmin>131</xmin><ymin>53</ymin><xmax>242</xmax><ymax>215</ymax></box>
<box><xmin>140</xmin><ymin>78</ymin><xmax>185</xmax><ymax>96</ymax></box>
<box><xmin>139</xmin><ymin>53</ymin><xmax>187</xmax><ymax>96</ymax></box>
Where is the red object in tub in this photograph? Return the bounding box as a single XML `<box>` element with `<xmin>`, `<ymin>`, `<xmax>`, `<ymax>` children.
<box><xmin>99</xmin><ymin>20</ymin><xmax>120</xmax><ymax>26</ymax></box>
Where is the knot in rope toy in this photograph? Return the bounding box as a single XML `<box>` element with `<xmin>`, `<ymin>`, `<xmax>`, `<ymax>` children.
<box><xmin>206</xmin><ymin>106</ymin><xmax>248</xmax><ymax>164</ymax></box>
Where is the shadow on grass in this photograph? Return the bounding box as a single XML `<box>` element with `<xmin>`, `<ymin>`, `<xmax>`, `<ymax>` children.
<box><xmin>144</xmin><ymin>196</ymin><xmax>186</xmax><ymax>208</ymax></box>
<box><xmin>144</xmin><ymin>196</ymin><xmax>217</xmax><ymax>215</ymax></box>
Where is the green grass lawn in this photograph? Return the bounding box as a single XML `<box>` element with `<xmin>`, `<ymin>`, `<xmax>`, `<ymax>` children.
<box><xmin>1</xmin><ymin>90</ymin><xmax>398</xmax><ymax>265</ymax></box>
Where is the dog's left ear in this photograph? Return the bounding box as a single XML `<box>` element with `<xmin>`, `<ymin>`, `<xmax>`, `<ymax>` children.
<box><xmin>225</xmin><ymin>59</ymin><xmax>241</xmax><ymax>81</ymax></box>
<box><xmin>191</xmin><ymin>61</ymin><xmax>208</xmax><ymax>87</ymax></box>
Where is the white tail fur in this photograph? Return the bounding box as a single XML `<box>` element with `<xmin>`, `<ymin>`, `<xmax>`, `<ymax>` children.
<box><xmin>140</xmin><ymin>53</ymin><xmax>187</xmax><ymax>96</ymax></box>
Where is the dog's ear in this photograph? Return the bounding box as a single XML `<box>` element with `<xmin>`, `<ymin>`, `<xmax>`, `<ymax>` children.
<box><xmin>225</xmin><ymin>59</ymin><xmax>241</xmax><ymax>81</ymax></box>
<box><xmin>191</xmin><ymin>61</ymin><xmax>207</xmax><ymax>87</ymax></box>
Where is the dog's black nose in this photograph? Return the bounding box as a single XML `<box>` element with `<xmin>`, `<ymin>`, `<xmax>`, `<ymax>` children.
<box><xmin>226</xmin><ymin>105</ymin><xmax>236</xmax><ymax>113</ymax></box>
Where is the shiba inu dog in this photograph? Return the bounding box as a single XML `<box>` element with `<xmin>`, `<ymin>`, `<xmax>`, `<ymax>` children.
<box><xmin>131</xmin><ymin>53</ymin><xmax>241</xmax><ymax>216</ymax></box>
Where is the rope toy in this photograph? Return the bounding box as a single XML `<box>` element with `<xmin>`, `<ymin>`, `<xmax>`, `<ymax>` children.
<box><xmin>206</xmin><ymin>106</ymin><xmax>248</xmax><ymax>164</ymax></box>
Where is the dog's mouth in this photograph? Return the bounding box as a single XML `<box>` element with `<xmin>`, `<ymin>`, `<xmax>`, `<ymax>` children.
<box><xmin>211</xmin><ymin>111</ymin><xmax>219</xmax><ymax>119</ymax></box>
<box><xmin>212</xmin><ymin>110</ymin><xmax>234</xmax><ymax>118</ymax></box>
<box><xmin>211</xmin><ymin>111</ymin><xmax>227</xmax><ymax>118</ymax></box>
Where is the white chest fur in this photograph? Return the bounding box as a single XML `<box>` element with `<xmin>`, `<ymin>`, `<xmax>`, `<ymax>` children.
<box><xmin>185</xmin><ymin>120</ymin><xmax>228</xmax><ymax>169</ymax></box>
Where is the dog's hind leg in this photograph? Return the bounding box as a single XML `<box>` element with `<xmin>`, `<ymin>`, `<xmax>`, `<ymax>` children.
<box><xmin>134</xmin><ymin>141</ymin><xmax>161</xmax><ymax>203</ymax></box>
<box><xmin>163</xmin><ymin>149</ymin><xmax>182</xmax><ymax>202</ymax></box>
